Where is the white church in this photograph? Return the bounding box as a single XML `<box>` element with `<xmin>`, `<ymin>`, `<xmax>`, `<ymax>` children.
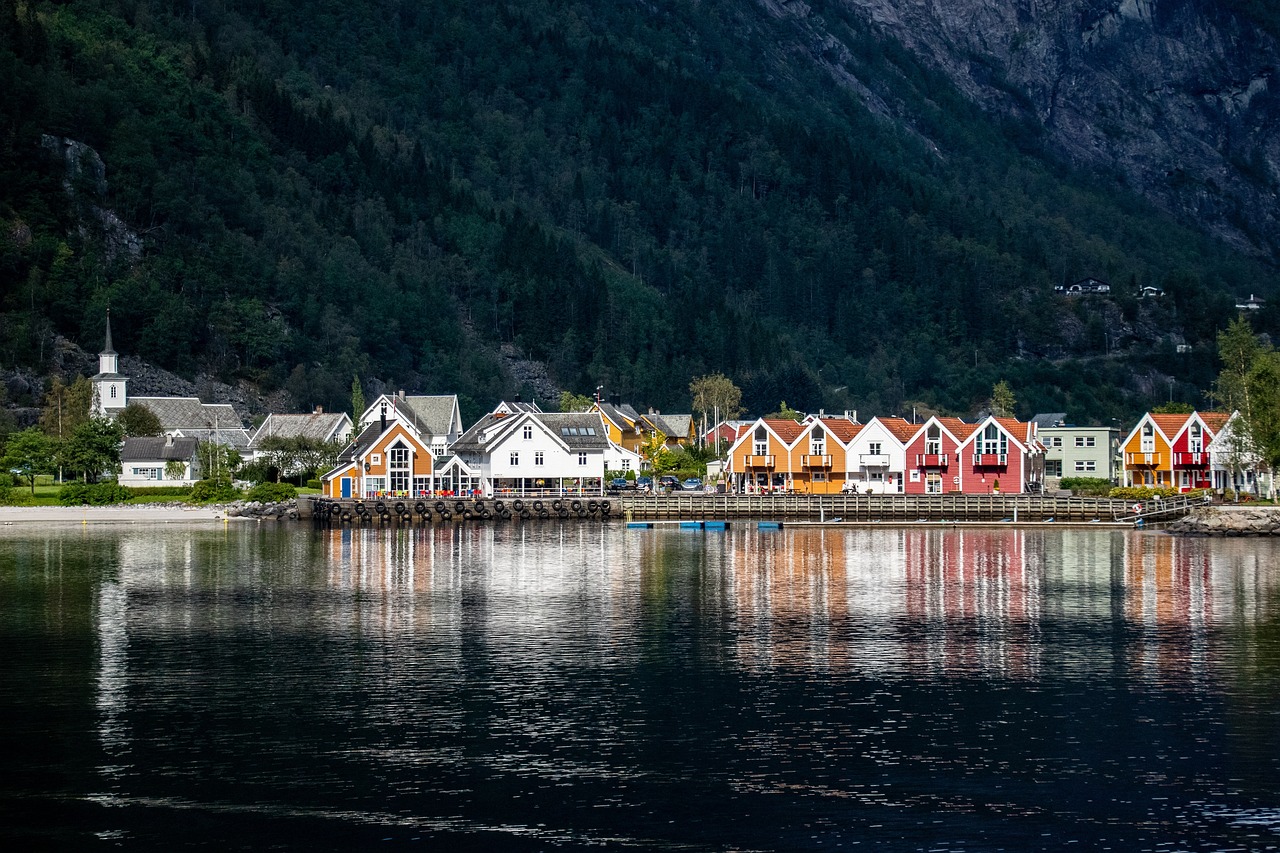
<box><xmin>92</xmin><ymin>314</ymin><xmax>251</xmax><ymax>485</ymax></box>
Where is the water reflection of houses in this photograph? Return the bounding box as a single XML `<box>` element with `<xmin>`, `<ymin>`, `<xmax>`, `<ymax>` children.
<box><xmin>725</xmin><ymin>527</ymin><xmax>1045</xmax><ymax>679</ymax></box>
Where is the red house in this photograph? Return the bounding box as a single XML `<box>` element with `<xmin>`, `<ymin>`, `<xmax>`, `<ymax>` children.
<box><xmin>903</xmin><ymin>417</ymin><xmax>976</xmax><ymax>494</ymax></box>
<box><xmin>956</xmin><ymin>417</ymin><xmax>1044</xmax><ymax>494</ymax></box>
<box><xmin>1168</xmin><ymin>411</ymin><xmax>1229</xmax><ymax>491</ymax></box>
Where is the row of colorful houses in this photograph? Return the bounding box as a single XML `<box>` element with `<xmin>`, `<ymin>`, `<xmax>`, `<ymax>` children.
<box><xmin>723</xmin><ymin>413</ymin><xmax>1046</xmax><ymax>494</ymax></box>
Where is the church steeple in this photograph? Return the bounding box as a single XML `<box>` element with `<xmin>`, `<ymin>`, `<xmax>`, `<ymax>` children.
<box><xmin>99</xmin><ymin>310</ymin><xmax>119</xmax><ymax>375</ymax></box>
<box><xmin>92</xmin><ymin>310</ymin><xmax>127</xmax><ymax>417</ymax></box>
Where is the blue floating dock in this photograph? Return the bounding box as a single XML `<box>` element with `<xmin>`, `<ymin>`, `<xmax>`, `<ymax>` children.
<box><xmin>627</xmin><ymin>522</ymin><xmax>653</xmax><ymax>529</ymax></box>
<box><xmin>704</xmin><ymin>521</ymin><xmax>727</xmax><ymax>531</ymax></box>
<box><xmin>679</xmin><ymin>521</ymin><xmax>704</xmax><ymax>529</ymax></box>
<box><xmin>758</xmin><ymin>521</ymin><xmax>783</xmax><ymax>530</ymax></box>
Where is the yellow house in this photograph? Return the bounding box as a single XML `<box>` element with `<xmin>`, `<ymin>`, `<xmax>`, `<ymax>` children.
<box><xmin>322</xmin><ymin>420</ymin><xmax>434</xmax><ymax>499</ymax></box>
<box><xmin>639</xmin><ymin>412</ymin><xmax>698</xmax><ymax>449</ymax></box>
<box><xmin>593</xmin><ymin>401</ymin><xmax>644</xmax><ymax>453</ymax></box>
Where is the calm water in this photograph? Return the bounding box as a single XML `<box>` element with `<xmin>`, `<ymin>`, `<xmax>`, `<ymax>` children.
<box><xmin>1</xmin><ymin>523</ymin><xmax>1278</xmax><ymax>851</ymax></box>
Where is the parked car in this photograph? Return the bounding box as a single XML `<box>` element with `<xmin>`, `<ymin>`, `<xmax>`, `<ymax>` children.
<box><xmin>682</xmin><ymin>478</ymin><xmax>703</xmax><ymax>491</ymax></box>
<box><xmin>636</xmin><ymin>476</ymin><xmax>653</xmax><ymax>491</ymax></box>
<box><xmin>658</xmin><ymin>475</ymin><xmax>681</xmax><ymax>491</ymax></box>
<box><xmin>609</xmin><ymin>477</ymin><xmax>630</xmax><ymax>492</ymax></box>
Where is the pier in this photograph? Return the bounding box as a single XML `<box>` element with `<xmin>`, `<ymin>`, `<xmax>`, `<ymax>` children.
<box><xmin>301</xmin><ymin>492</ymin><xmax>1208</xmax><ymax>526</ymax></box>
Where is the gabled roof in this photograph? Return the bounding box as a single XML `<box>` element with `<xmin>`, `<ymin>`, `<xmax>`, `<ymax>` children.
<box><xmin>334</xmin><ymin>420</ymin><xmax>430</xmax><ymax>466</ymax></box>
<box><xmin>1030</xmin><ymin>413</ymin><xmax>1068</xmax><ymax>428</ymax></box>
<box><xmin>1149</xmin><ymin>413</ymin><xmax>1193</xmax><ymax>440</ymax></box>
<box><xmin>361</xmin><ymin>394</ymin><xmax>461</xmax><ymax>438</ymax></box>
<box><xmin>174</xmin><ymin>427</ymin><xmax>251</xmax><ymax>450</ymax></box>
<box><xmin>993</xmin><ymin>417</ymin><xmax>1036</xmax><ymax>446</ymax></box>
<box><xmin>935</xmin><ymin>416</ymin><xmax>978</xmax><ymax>443</ymax></box>
<box><xmin>595</xmin><ymin>402</ymin><xmax>640</xmax><ymax>432</ymax></box>
<box><xmin>808</xmin><ymin>416</ymin><xmax>862</xmax><ymax>444</ymax></box>
<box><xmin>642</xmin><ymin>412</ymin><xmax>694</xmax><ymax>438</ymax></box>
<box><xmin>120</xmin><ymin>436</ymin><xmax>198</xmax><ymax>462</ymax></box>
<box><xmin>873</xmin><ymin>417</ymin><xmax>920</xmax><ymax>443</ymax></box>
<box><xmin>250</xmin><ymin>412</ymin><xmax>351</xmax><ymax>446</ymax></box>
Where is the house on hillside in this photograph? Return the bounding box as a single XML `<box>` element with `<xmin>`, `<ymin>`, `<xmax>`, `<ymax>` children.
<box><xmin>1055</xmin><ymin>277</ymin><xmax>1111</xmax><ymax>295</ymax></box>
<box><xmin>450</xmin><ymin>410</ymin><xmax>610</xmax><ymax>496</ymax></box>
<box><xmin>118</xmin><ymin>435</ymin><xmax>200</xmax><ymax>486</ymax></box>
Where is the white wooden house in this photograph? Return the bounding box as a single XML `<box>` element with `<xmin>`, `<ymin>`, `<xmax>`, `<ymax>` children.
<box><xmin>450</xmin><ymin>410</ymin><xmax>610</xmax><ymax>496</ymax></box>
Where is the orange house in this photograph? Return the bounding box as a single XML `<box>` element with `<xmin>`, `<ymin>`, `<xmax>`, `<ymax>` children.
<box><xmin>727</xmin><ymin>416</ymin><xmax>861</xmax><ymax>493</ymax></box>
<box><xmin>1122</xmin><ymin>411</ymin><xmax>1228</xmax><ymax>491</ymax></box>
<box><xmin>783</xmin><ymin>416</ymin><xmax>863</xmax><ymax>494</ymax></box>
<box><xmin>322</xmin><ymin>419</ymin><xmax>434</xmax><ymax>499</ymax></box>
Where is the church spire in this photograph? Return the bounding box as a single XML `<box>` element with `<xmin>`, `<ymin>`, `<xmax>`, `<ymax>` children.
<box><xmin>102</xmin><ymin>309</ymin><xmax>116</xmax><ymax>356</ymax></box>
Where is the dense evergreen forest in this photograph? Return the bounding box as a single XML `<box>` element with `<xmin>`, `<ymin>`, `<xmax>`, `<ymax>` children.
<box><xmin>1</xmin><ymin>0</ymin><xmax>1277</xmax><ymax>425</ymax></box>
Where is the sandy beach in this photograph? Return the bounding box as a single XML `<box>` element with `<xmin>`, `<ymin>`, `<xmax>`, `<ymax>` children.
<box><xmin>0</xmin><ymin>504</ymin><xmax>235</xmax><ymax>525</ymax></box>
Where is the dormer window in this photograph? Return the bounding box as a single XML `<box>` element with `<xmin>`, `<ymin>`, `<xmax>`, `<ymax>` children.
<box><xmin>1141</xmin><ymin>423</ymin><xmax>1155</xmax><ymax>452</ymax></box>
<box><xmin>810</xmin><ymin>425</ymin><xmax>825</xmax><ymax>456</ymax></box>
<box><xmin>1189</xmin><ymin>423</ymin><xmax>1202</xmax><ymax>453</ymax></box>
<box><xmin>926</xmin><ymin>425</ymin><xmax>941</xmax><ymax>455</ymax></box>
<box><xmin>753</xmin><ymin>426</ymin><xmax>768</xmax><ymax>457</ymax></box>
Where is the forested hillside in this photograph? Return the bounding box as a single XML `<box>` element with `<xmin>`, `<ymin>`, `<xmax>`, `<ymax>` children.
<box><xmin>2</xmin><ymin>0</ymin><xmax>1277</xmax><ymax>424</ymax></box>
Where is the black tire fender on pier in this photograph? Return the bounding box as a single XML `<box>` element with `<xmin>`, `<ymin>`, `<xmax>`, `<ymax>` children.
<box><xmin>571</xmin><ymin>499</ymin><xmax>583</xmax><ymax>513</ymax></box>
<box><xmin>435</xmin><ymin>501</ymin><xmax>446</xmax><ymax>513</ymax></box>
<box><xmin>394</xmin><ymin>501</ymin><xmax>406</xmax><ymax>514</ymax></box>
<box><xmin>414</xmin><ymin>501</ymin><xmax>427</xmax><ymax>515</ymax></box>
<box><xmin>500</xmin><ymin>508</ymin><xmax>512</xmax><ymax>520</ymax></box>
<box><xmin>512</xmin><ymin>499</ymin><xmax>524</xmax><ymax>512</ymax></box>
<box><xmin>354</xmin><ymin>502</ymin><xmax>366</xmax><ymax>515</ymax></box>
<box><xmin>455</xmin><ymin>501</ymin><xmax>467</xmax><ymax>514</ymax></box>
<box><xmin>600</xmin><ymin>500</ymin><xmax>611</xmax><ymax>514</ymax></box>
<box><xmin>587</xmin><ymin>500</ymin><xmax>599</xmax><ymax>514</ymax></box>
<box><xmin>375</xmin><ymin>501</ymin><xmax>387</xmax><ymax>514</ymax></box>
<box><xmin>533</xmin><ymin>500</ymin><xmax>544</xmax><ymax>512</ymax></box>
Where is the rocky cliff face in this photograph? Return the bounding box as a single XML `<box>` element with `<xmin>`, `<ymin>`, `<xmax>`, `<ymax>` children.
<box><xmin>765</xmin><ymin>0</ymin><xmax>1280</xmax><ymax>257</ymax></box>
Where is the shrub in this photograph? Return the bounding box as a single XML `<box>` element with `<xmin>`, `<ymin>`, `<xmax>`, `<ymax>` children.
<box><xmin>244</xmin><ymin>482</ymin><xmax>297</xmax><ymax>503</ymax></box>
<box><xmin>305</xmin><ymin>479</ymin><xmax>321</xmax><ymax>490</ymax></box>
<box><xmin>58</xmin><ymin>482</ymin><xmax>133</xmax><ymax>505</ymax></box>
<box><xmin>1109</xmin><ymin>486</ymin><xmax>1183</xmax><ymax>501</ymax></box>
<box><xmin>1059</xmin><ymin>477</ymin><xmax>1113</xmax><ymax>497</ymax></box>
<box><xmin>189</xmin><ymin>478</ymin><xmax>240</xmax><ymax>503</ymax></box>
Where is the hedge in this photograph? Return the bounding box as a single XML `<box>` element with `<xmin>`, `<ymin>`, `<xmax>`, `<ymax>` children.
<box><xmin>58</xmin><ymin>482</ymin><xmax>134</xmax><ymax>505</ymax></box>
<box><xmin>189</xmin><ymin>478</ymin><xmax>240</xmax><ymax>503</ymax></box>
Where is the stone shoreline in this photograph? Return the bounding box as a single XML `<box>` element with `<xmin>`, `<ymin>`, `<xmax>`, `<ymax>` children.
<box><xmin>1164</xmin><ymin>505</ymin><xmax>1280</xmax><ymax>536</ymax></box>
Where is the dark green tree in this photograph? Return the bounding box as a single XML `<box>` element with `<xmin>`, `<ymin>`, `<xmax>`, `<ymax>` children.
<box><xmin>59</xmin><ymin>418</ymin><xmax>124</xmax><ymax>483</ymax></box>
<box><xmin>2</xmin><ymin>427</ymin><xmax>54</xmax><ymax>494</ymax></box>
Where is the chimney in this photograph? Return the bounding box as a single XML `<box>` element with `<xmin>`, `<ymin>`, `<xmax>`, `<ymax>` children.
<box><xmin>610</xmin><ymin>393</ymin><xmax>621</xmax><ymax>407</ymax></box>
<box><xmin>314</xmin><ymin>405</ymin><xmax>324</xmax><ymax>415</ymax></box>
<box><xmin>514</xmin><ymin>392</ymin><xmax>522</xmax><ymax>403</ymax></box>
<box><xmin>165</xmin><ymin>434</ymin><xmax>173</xmax><ymax>447</ymax></box>
<box><xmin>398</xmin><ymin>389</ymin><xmax>405</xmax><ymax>400</ymax></box>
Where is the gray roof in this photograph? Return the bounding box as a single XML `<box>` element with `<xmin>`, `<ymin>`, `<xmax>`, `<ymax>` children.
<box><xmin>453</xmin><ymin>412</ymin><xmax>610</xmax><ymax>453</ymax></box>
<box><xmin>120</xmin><ymin>436</ymin><xmax>198</xmax><ymax>462</ymax></box>
<box><xmin>175</xmin><ymin>427</ymin><xmax>251</xmax><ymax>449</ymax></box>
<box><xmin>1030</xmin><ymin>413</ymin><xmax>1069</xmax><ymax>428</ymax></box>
<box><xmin>133</xmin><ymin>397</ymin><xmax>244</xmax><ymax>431</ymax></box>
<box><xmin>402</xmin><ymin>395</ymin><xmax>459</xmax><ymax>437</ymax></box>
<box><xmin>648</xmin><ymin>413</ymin><xmax>693</xmax><ymax>438</ymax></box>
<box><xmin>336</xmin><ymin>422</ymin><xmax>385</xmax><ymax>464</ymax></box>
<box><xmin>596</xmin><ymin>402</ymin><xmax>639</xmax><ymax>430</ymax></box>
<box><xmin>250</xmin><ymin>412</ymin><xmax>351</xmax><ymax>446</ymax></box>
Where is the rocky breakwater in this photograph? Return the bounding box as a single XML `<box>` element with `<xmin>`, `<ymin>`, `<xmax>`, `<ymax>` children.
<box><xmin>1165</xmin><ymin>505</ymin><xmax>1280</xmax><ymax>536</ymax></box>
<box><xmin>222</xmin><ymin>499</ymin><xmax>299</xmax><ymax>522</ymax></box>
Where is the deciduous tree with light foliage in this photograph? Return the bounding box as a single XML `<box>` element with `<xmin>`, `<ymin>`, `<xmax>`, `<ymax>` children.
<box><xmin>2</xmin><ymin>427</ymin><xmax>55</xmax><ymax>494</ymax></box>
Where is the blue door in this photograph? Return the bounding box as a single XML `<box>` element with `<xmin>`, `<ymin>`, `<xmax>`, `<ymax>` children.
<box><xmin>341</xmin><ymin>477</ymin><xmax>352</xmax><ymax>498</ymax></box>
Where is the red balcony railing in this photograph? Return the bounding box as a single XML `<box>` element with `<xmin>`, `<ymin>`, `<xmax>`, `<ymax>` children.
<box><xmin>972</xmin><ymin>453</ymin><xmax>1008</xmax><ymax>467</ymax></box>
<box><xmin>1173</xmin><ymin>452</ymin><xmax>1206</xmax><ymax>467</ymax></box>
<box><xmin>915</xmin><ymin>453</ymin><xmax>948</xmax><ymax>467</ymax></box>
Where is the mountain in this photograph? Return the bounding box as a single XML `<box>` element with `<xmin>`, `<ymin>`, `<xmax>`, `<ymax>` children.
<box><xmin>1</xmin><ymin>0</ymin><xmax>1277</xmax><ymax>427</ymax></box>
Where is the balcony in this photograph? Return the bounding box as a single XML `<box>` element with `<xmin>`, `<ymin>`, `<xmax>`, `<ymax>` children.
<box><xmin>1173</xmin><ymin>451</ymin><xmax>1207</xmax><ymax>468</ymax></box>
<box><xmin>972</xmin><ymin>453</ymin><xmax>1008</xmax><ymax>467</ymax></box>
<box><xmin>745</xmin><ymin>454</ymin><xmax>775</xmax><ymax>468</ymax></box>
<box><xmin>802</xmin><ymin>454</ymin><xmax>833</xmax><ymax>468</ymax></box>
<box><xmin>1125</xmin><ymin>451</ymin><xmax>1161</xmax><ymax>467</ymax></box>
<box><xmin>916</xmin><ymin>453</ymin><xmax>948</xmax><ymax>468</ymax></box>
<box><xmin>859</xmin><ymin>453</ymin><xmax>891</xmax><ymax>467</ymax></box>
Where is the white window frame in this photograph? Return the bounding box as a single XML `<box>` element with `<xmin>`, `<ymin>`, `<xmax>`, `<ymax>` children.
<box><xmin>534</xmin><ymin>450</ymin><xmax>545</xmax><ymax>466</ymax></box>
<box><xmin>510</xmin><ymin>451</ymin><xmax>519</xmax><ymax>466</ymax></box>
